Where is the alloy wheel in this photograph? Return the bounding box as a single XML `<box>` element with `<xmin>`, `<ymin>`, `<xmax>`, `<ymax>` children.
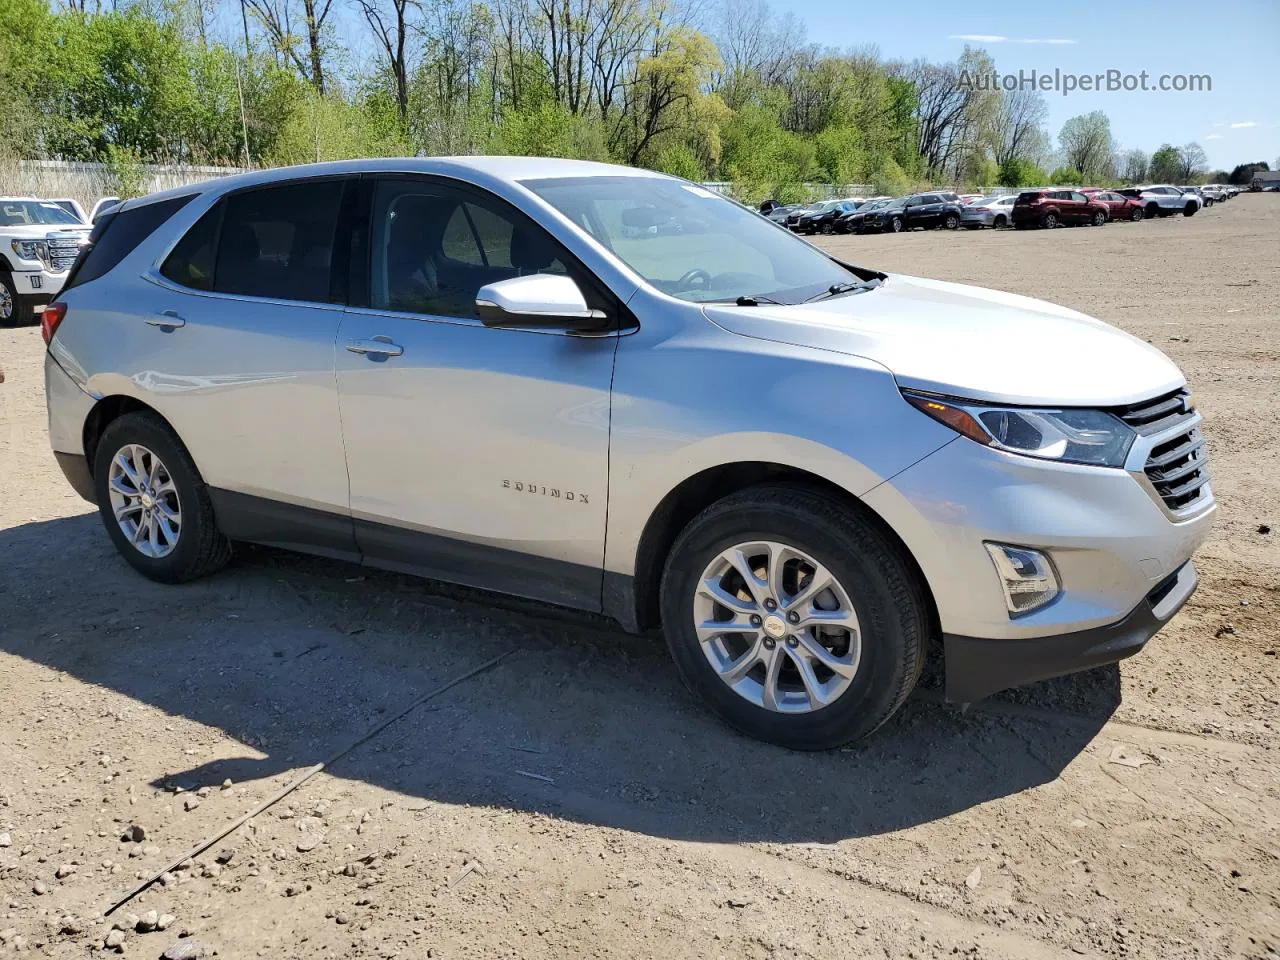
<box><xmin>107</xmin><ymin>443</ymin><xmax>182</xmax><ymax>558</ymax></box>
<box><xmin>1131</xmin><ymin>208</ymin><xmax>1143</xmax><ymax>222</ymax></box>
<box><xmin>693</xmin><ymin>540</ymin><xmax>861</xmax><ymax>714</ymax></box>
<box><xmin>0</xmin><ymin>283</ymin><xmax>12</xmax><ymax>321</ymax></box>
<box><xmin>1043</xmin><ymin>214</ymin><xmax>1058</xmax><ymax>228</ymax></box>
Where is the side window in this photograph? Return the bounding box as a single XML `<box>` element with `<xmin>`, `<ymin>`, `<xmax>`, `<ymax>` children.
<box><xmin>212</xmin><ymin>180</ymin><xmax>344</xmax><ymax>303</ymax></box>
<box><xmin>1070</xmin><ymin>192</ymin><xmax>1087</xmax><ymax>202</ymax></box>
<box><xmin>370</xmin><ymin>180</ymin><xmax>569</xmax><ymax>320</ymax></box>
<box><xmin>161</xmin><ymin>203</ymin><xmax>221</xmax><ymax>291</ymax></box>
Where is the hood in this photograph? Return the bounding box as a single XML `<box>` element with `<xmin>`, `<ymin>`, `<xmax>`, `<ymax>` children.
<box><xmin>702</xmin><ymin>274</ymin><xmax>1184</xmax><ymax>407</ymax></box>
<box><xmin>2</xmin><ymin>223</ymin><xmax>90</xmax><ymax>238</ymax></box>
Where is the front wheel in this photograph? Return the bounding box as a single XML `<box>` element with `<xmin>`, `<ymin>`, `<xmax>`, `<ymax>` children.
<box><xmin>821</xmin><ymin>222</ymin><xmax>834</xmax><ymax>235</ymax></box>
<box><xmin>890</xmin><ymin>217</ymin><xmax>903</xmax><ymax>233</ymax></box>
<box><xmin>0</xmin><ymin>272</ymin><xmax>18</xmax><ymax>327</ymax></box>
<box><xmin>659</xmin><ymin>485</ymin><xmax>928</xmax><ymax>750</ymax></box>
<box><xmin>943</xmin><ymin>214</ymin><xmax>959</xmax><ymax>230</ymax></box>
<box><xmin>1131</xmin><ymin>207</ymin><xmax>1144</xmax><ymax>222</ymax></box>
<box><xmin>1092</xmin><ymin>211</ymin><xmax>1107</xmax><ymax>226</ymax></box>
<box><xmin>993</xmin><ymin>214</ymin><xmax>1007</xmax><ymax>229</ymax></box>
<box><xmin>1184</xmin><ymin>202</ymin><xmax>1197</xmax><ymax>217</ymax></box>
<box><xmin>1146</xmin><ymin>202</ymin><xmax>1161</xmax><ymax>219</ymax></box>
<box><xmin>93</xmin><ymin>411</ymin><xmax>231</xmax><ymax>584</ymax></box>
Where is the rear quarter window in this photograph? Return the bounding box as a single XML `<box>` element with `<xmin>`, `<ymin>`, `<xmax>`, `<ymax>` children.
<box><xmin>63</xmin><ymin>194</ymin><xmax>194</xmax><ymax>292</ymax></box>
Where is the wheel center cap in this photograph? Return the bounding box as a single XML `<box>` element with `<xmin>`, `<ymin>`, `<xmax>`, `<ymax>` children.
<box><xmin>762</xmin><ymin>615</ymin><xmax>787</xmax><ymax>639</ymax></box>
<box><xmin>139</xmin><ymin>492</ymin><xmax>155</xmax><ymax>510</ymax></box>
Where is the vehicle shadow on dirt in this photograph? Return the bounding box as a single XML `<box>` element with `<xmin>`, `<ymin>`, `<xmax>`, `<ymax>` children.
<box><xmin>2</xmin><ymin>515</ymin><xmax>1121</xmax><ymax>844</ymax></box>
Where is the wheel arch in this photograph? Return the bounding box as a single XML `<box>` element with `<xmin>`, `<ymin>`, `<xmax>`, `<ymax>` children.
<box><xmin>619</xmin><ymin>461</ymin><xmax>939</xmax><ymax>640</ymax></box>
<box><xmin>82</xmin><ymin>395</ymin><xmax>177</xmax><ymax>476</ymax></box>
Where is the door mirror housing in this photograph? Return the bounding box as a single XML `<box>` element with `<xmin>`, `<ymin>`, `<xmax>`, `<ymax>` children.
<box><xmin>475</xmin><ymin>274</ymin><xmax>608</xmax><ymax>332</ymax></box>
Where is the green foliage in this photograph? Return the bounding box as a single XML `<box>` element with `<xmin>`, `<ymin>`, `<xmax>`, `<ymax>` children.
<box><xmin>1227</xmin><ymin>161</ymin><xmax>1269</xmax><ymax>185</ymax></box>
<box><xmin>998</xmin><ymin>157</ymin><xmax>1046</xmax><ymax>187</ymax></box>
<box><xmin>652</xmin><ymin>142</ymin><xmax>707</xmax><ymax>181</ymax></box>
<box><xmin>1148</xmin><ymin>144</ymin><xmax>1181</xmax><ymax>183</ymax></box>
<box><xmin>1048</xmin><ymin>166</ymin><xmax>1085</xmax><ymax>186</ymax></box>
<box><xmin>104</xmin><ymin>145</ymin><xmax>147</xmax><ymax>198</ymax></box>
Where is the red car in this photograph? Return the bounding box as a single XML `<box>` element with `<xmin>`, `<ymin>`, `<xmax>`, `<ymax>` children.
<box><xmin>1081</xmin><ymin>188</ymin><xmax>1145</xmax><ymax>222</ymax></box>
<box><xmin>1011</xmin><ymin>189</ymin><xmax>1110</xmax><ymax>228</ymax></box>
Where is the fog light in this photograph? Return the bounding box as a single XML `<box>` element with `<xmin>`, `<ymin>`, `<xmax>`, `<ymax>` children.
<box><xmin>984</xmin><ymin>543</ymin><xmax>1060</xmax><ymax>616</ymax></box>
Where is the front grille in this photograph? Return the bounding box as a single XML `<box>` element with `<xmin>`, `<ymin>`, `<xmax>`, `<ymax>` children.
<box><xmin>1113</xmin><ymin>388</ymin><xmax>1210</xmax><ymax>512</ymax></box>
<box><xmin>46</xmin><ymin>235</ymin><xmax>83</xmax><ymax>273</ymax></box>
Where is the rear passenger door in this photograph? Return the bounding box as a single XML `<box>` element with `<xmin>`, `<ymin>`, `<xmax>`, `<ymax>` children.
<box><xmin>334</xmin><ymin>175</ymin><xmax>619</xmax><ymax>610</ymax></box>
<box><xmin>151</xmin><ymin>177</ymin><xmax>356</xmax><ymax>553</ymax></box>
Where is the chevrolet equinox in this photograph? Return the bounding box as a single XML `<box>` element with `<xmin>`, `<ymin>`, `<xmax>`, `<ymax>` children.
<box><xmin>43</xmin><ymin>158</ymin><xmax>1216</xmax><ymax>749</ymax></box>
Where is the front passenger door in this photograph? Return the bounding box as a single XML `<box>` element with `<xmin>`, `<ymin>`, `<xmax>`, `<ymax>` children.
<box><xmin>334</xmin><ymin>177</ymin><xmax>619</xmax><ymax>610</ymax></box>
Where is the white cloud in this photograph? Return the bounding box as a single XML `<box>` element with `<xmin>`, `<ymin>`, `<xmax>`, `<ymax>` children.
<box><xmin>1230</xmin><ymin>121</ymin><xmax>1259</xmax><ymax>128</ymax></box>
<box><xmin>1205</xmin><ymin>134</ymin><xmax>1223</xmax><ymax>140</ymax></box>
<box><xmin>1212</xmin><ymin>122</ymin><xmax>1225</xmax><ymax>128</ymax></box>
<box><xmin>949</xmin><ymin>34</ymin><xmax>1076</xmax><ymax>44</ymax></box>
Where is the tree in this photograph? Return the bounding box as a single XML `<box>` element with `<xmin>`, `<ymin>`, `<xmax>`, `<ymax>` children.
<box><xmin>998</xmin><ymin>156</ymin><xmax>1046</xmax><ymax>187</ymax></box>
<box><xmin>242</xmin><ymin>0</ymin><xmax>334</xmax><ymax>93</ymax></box>
<box><xmin>1177</xmin><ymin>142</ymin><xmax>1207</xmax><ymax>183</ymax></box>
<box><xmin>351</xmin><ymin>0</ymin><xmax>417</xmax><ymax>120</ymax></box>
<box><xmin>1227</xmin><ymin>161</ymin><xmax>1269</xmax><ymax>185</ymax></box>
<box><xmin>1120</xmin><ymin>147</ymin><xmax>1148</xmax><ymax>183</ymax></box>
<box><xmin>991</xmin><ymin>87</ymin><xmax>1049</xmax><ymax>167</ymax></box>
<box><xmin>1149</xmin><ymin>143</ymin><xmax>1181</xmax><ymax>182</ymax></box>
<box><xmin>1058</xmin><ymin>111</ymin><xmax>1113</xmax><ymax>178</ymax></box>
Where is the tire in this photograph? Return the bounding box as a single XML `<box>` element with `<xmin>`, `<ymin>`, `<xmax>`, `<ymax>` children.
<box><xmin>821</xmin><ymin>222</ymin><xmax>834</xmax><ymax>235</ymax></box>
<box><xmin>1092</xmin><ymin>211</ymin><xmax>1106</xmax><ymax>226</ymax></box>
<box><xmin>1130</xmin><ymin>207</ymin><xmax>1144</xmax><ymax>222</ymax></box>
<box><xmin>1183</xmin><ymin>202</ymin><xmax>1197</xmax><ymax>217</ymax></box>
<box><xmin>0</xmin><ymin>272</ymin><xmax>18</xmax><ymax>327</ymax></box>
<box><xmin>943</xmin><ymin>214</ymin><xmax>959</xmax><ymax>230</ymax></box>
<box><xmin>659</xmin><ymin>484</ymin><xmax>928</xmax><ymax>750</ymax></box>
<box><xmin>92</xmin><ymin>411</ymin><xmax>231</xmax><ymax>584</ymax></box>
<box><xmin>993</xmin><ymin>215</ymin><xmax>1007</xmax><ymax>229</ymax></box>
<box><xmin>1146</xmin><ymin>202</ymin><xmax>1161</xmax><ymax>219</ymax></box>
<box><xmin>890</xmin><ymin>217</ymin><xmax>903</xmax><ymax>233</ymax></box>
<box><xmin>1041</xmin><ymin>212</ymin><xmax>1059</xmax><ymax>229</ymax></box>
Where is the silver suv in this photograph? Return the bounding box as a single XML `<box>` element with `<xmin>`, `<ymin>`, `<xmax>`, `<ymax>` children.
<box><xmin>43</xmin><ymin>158</ymin><xmax>1216</xmax><ymax>749</ymax></box>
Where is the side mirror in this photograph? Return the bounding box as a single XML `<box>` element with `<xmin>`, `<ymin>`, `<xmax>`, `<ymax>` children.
<box><xmin>475</xmin><ymin>274</ymin><xmax>608</xmax><ymax>333</ymax></box>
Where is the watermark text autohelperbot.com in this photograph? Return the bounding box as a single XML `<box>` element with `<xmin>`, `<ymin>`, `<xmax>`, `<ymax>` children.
<box><xmin>959</xmin><ymin>69</ymin><xmax>1212</xmax><ymax>96</ymax></box>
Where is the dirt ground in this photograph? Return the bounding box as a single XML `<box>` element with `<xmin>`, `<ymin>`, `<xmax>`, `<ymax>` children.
<box><xmin>1</xmin><ymin>195</ymin><xmax>1277</xmax><ymax>960</ymax></box>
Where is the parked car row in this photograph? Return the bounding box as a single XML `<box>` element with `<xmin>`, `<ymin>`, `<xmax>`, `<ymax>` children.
<box><xmin>759</xmin><ymin>181</ymin><xmax>1239</xmax><ymax>238</ymax></box>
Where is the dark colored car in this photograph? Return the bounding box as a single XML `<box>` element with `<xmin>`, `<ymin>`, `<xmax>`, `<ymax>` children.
<box><xmin>1082</xmin><ymin>189</ymin><xmax>1145</xmax><ymax>222</ymax></box>
<box><xmin>864</xmin><ymin>193</ymin><xmax>963</xmax><ymax>233</ymax></box>
<box><xmin>836</xmin><ymin>198</ymin><xmax>892</xmax><ymax>233</ymax></box>
<box><xmin>1011</xmin><ymin>189</ymin><xmax>1109</xmax><ymax>229</ymax></box>
<box><xmin>796</xmin><ymin>200</ymin><xmax>859</xmax><ymax>235</ymax></box>
<box><xmin>765</xmin><ymin>204</ymin><xmax>800</xmax><ymax>225</ymax></box>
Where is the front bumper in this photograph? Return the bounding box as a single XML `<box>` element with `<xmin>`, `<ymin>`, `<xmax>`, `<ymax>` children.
<box><xmin>944</xmin><ymin>560</ymin><xmax>1197</xmax><ymax>701</ymax></box>
<box><xmin>863</xmin><ymin>432</ymin><xmax>1217</xmax><ymax>641</ymax></box>
<box><xmin>11</xmin><ymin>267</ymin><xmax>67</xmax><ymax>297</ymax></box>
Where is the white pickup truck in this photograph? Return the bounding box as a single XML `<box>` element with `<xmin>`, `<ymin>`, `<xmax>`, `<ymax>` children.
<box><xmin>0</xmin><ymin>196</ymin><xmax>92</xmax><ymax>325</ymax></box>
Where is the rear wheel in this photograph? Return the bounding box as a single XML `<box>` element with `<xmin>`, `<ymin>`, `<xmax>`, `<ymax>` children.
<box><xmin>1092</xmin><ymin>210</ymin><xmax>1107</xmax><ymax>226</ymax></box>
<box><xmin>1041</xmin><ymin>212</ymin><xmax>1059</xmax><ymax>229</ymax></box>
<box><xmin>92</xmin><ymin>412</ymin><xmax>231</xmax><ymax>584</ymax></box>
<box><xmin>890</xmin><ymin>216</ymin><xmax>903</xmax><ymax>233</ymax></box>
<box><xmin>1146</xmin><ymin>202</ymin><xmax>1161</xmax><ymax>219</ymax></box>
<box><xmin>821</xmin><ymin>221</ymin><xmax>834</xmax><ymax>235</ymax></box>
<box><xmin>943</xmin><ymin>213</ymin><xmax>959</xmax><ymax>230</ymax></box>
<box><xmin>659</xmin><ymin>485</ymin><xmax>928</xmax><ymax>750</ymax></box>
<box><xmin>993</xmin><ymin>214</ymin><xmax>1007</xmax><ymax>229</ymax></box>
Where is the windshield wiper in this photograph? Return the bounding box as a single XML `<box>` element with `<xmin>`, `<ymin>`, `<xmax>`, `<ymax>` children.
<box><xmin>733</xmin><ymin>293</ymin><xmax>785</xmax><ymax>306</ymax></box>
<box><xmin>803</xmin><ymin>279</ymin><xmax>881</xmax><ymax>303</ymax></box>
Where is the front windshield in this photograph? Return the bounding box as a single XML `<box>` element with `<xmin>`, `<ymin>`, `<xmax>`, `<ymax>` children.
<box><xmin>523</xmin><ymin>176</ymin><xmax>860</xmax><ymax>304</ymax></box>
<box><xmin>0</xmin><ymin>200</ymin><xmax>83</xmax><ymax>227</ymax></box>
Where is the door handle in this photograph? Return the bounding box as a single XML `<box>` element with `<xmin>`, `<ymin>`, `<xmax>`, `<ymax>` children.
<box><xmin>146</xmin><ymin>310</ymin><xmax>185</xmax><ymax>329</ymax></box>
<box><xmin>346</xmin><ymin>336</ymin><xmax>403</xmax><ymax>358</ymax></box>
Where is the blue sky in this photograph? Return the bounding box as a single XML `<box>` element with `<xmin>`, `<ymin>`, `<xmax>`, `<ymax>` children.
<box><xmin>769</xmin><ymin>0</ymin><xmax>1279</xmax><ymax>171</ymax></box>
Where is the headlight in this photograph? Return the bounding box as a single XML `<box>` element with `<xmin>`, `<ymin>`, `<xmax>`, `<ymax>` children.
<box><xmin>903</xmin><ymin>390</ymin><xmax>1136</xmax><ymax>467</ymax></box>
<box><xmin>11</xmin><ymin>239</ymin><xmax>46</xmax><ymax>262</ymax></box>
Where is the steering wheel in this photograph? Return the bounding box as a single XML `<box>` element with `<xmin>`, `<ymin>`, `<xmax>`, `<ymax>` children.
<box><xmin>676</xmin><ymin>268</ymin><xmax>712</xmax><ymax>291</ymax></box>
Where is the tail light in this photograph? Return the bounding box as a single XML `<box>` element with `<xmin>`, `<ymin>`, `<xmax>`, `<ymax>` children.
<box><xmin>41</xmin><ymin>302</ymin><xmax>67</xmax><ymax>345</ymax></box>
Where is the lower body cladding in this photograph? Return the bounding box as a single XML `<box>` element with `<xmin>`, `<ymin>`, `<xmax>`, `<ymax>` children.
<box><xmin>864</xmin><ymin>435</ymin><xmax>1216</xmax><ymax>702</ymax></box>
